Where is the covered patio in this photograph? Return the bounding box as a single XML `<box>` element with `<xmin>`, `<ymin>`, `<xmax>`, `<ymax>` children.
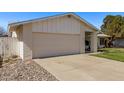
<box><xmin>85</xmin><ymin>31</ymin><xmax>97</xmax><ymax>53</ymax></box>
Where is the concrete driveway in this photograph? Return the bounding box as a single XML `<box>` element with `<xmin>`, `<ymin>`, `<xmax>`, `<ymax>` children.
<box><xmin>34</xmin><ymin>54</ymin><xmax>124</xmax><ymax>81</ymax></box>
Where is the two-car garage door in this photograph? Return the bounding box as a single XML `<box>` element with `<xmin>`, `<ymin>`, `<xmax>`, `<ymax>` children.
<box><xmin>32</xmin><ymin>33</ymin><xmax>80</xmax><ymax>58</ymax></box>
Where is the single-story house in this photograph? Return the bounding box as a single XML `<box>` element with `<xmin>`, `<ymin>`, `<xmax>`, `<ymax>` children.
<box><xmin>8</xmin><ymin>13</ymin><xmax>98</xmax><ymax>61</ymax></box>
<box><xmin>97</xmin><ymin>31</ymin><xmax>110</xmax><ymax>48</ymax></box>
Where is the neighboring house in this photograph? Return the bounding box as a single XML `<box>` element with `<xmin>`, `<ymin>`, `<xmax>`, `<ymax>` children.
<box><xmin>8</xmin><ymin>13</ymin><xmax>98</xmax><ymax>61</ymax></box>
<box><xmin>0</xmin><ymin>32</ymin><xmax>9</xmax><ymax>37</ymax></box>
<box><xmin>97</xmin><ymin>31</ymin><xmax>110</xmax><ymax>48</ymax></box>
<box><xmin>114</xmin><ymin>37</ymin><xmax>124</xmax><ymax>47</ymax></box>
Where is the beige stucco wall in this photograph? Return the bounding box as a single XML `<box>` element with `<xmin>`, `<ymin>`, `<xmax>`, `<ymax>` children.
<box><xmin>90</xmin><ymin>32</ymin><xmax>97</xmax><ymax>52</ymax></box>
<box><xmin>17</xmin><ymin>26</ymin><xmax>24</xmax><ymax>59</ymax></box>
<box><xmin>80</xmin><ymin>23</ymin><xmax>85</xmax><ymax>53</ymax></box>
<box><xmin>11</xmin><ymin>25</ymin><xmax>23</xmax><ymax>41</ymax></box>
<box><xmin>23</xmin><ymin>23</ymin><xmax>32</xmax><ymax>61</ymax></box>
<box><xmin>11</xmin><ymin>25</ymin><xmax>24</xmax><ymax>59</ymax></box>
<box><xmin>11</xmin><ymin>24</ymin><xmax>33</xmax><ymax>61</ymax></box>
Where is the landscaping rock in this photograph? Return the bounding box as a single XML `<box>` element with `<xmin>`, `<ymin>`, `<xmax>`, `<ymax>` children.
<box><xmin>0</xmin><ymin>60</ymin><xmax>58</xmax><ymax>81</ymax></box>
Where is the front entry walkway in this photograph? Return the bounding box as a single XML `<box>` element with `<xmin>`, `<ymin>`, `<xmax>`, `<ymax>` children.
<box><xmin>34</xmin><ymin>54</ymin><xmax>124</xmax><ymax>81</ymax></box>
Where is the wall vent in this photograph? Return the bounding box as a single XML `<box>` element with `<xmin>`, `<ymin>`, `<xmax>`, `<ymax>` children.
<box><xmin>67</xmin><ymin>15</ymin><xmax>71</xmax><ymax>18</ymax></box>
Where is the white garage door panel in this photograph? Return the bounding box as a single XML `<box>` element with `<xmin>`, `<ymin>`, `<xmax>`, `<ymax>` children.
<box><xmin>33</xmin><ymin>33</ymin><xmax>80</xmax><ymax>58</ymax></box>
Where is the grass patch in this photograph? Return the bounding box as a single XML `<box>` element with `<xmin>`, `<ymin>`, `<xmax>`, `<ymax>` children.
<box><xmin>93</xmin><ymin>48</ymin><xmax>124</xmax><ymax>62</ymax></box>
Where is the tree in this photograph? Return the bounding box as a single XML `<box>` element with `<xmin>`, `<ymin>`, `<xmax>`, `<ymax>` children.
<box><xmin>101</xmin><ymin>15</ymin><xmax>124</xmax><ymax>48</ymax></box>
<box><xmin>101</xmin><ymin>15</ymin><xmax>124</xmax><ymax>38</ymax></box>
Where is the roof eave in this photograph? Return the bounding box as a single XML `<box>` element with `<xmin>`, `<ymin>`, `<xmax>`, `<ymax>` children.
<box><xmin>70</xmin><ymin>13</ymin><xmax>99</xmax><ymax>31</ymax></box>
<box><xmin>9</xmin><ymin>12</ymin><xmax>99</xmax><ymax>31</ymax></box>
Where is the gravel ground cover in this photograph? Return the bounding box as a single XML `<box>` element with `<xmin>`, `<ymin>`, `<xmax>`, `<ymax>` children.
<box><xmin>0</xmin><ymin>60</ymin><xmax>58</xmax><ymax>81</ymax></box>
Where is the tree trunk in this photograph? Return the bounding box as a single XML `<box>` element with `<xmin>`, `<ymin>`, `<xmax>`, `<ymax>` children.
<box><xmin>0</xmin><ymin>56</ymin><xmax>3</xmax><ymax>68</ymax></box>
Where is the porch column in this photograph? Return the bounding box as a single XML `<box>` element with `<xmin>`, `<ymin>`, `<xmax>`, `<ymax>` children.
<box><xmin>90</xmin><ymin>32</ymin><xmax>97</xmax><ymax>52</ymax></box>
<box><xmin>80</xmin><ymin>30</ymin><xmax>85</xmax><ymax>53</ymax></box>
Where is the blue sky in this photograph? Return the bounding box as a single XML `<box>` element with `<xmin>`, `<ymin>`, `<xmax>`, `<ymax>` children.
<box><xmin>0</xmin><ymin>12</ymin><xmax>124</xmax><ymax>31</ymax></box>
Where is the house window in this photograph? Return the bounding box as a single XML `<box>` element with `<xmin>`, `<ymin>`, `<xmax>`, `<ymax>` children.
<box><xmin>100</xmin><ymin>38</ymin><xmax>104</xmax><ymax>45</ymax></box>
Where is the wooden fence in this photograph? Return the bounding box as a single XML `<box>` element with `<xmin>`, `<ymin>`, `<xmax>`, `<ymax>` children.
<box><xmin>0</xmin><ymin>37</ymin><xmax>19</xmax><ymax>59</ymax></box>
